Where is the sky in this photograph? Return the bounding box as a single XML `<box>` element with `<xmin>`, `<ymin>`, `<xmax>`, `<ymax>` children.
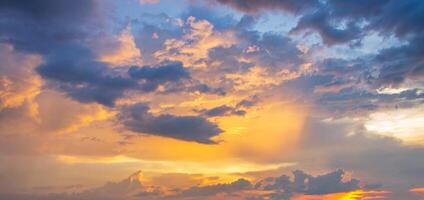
<box><xmin>0</xmin><ymin>0</ymin><xmax>424</xmax><ymax>199</ymax></box>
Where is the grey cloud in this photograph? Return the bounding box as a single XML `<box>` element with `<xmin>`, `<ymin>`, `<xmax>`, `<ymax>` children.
<box><xmin>214</xmin><ymin>0</ymin><xmax>320</xmax><ymax>14</ymax></box>
<box><xmin>195</xmin><ymin>105</ymin><xmax>246</xmax><ymax>117</ymax></box>
<box><xmin>194</xmin><ymin>97</ymin><xmax>258</xmax><ymax>117</ymax></box>
<box><xmin>180</xmin><ymin>178</ymin><xmax>252</xmax><ymax>197</ymax></box>
<box><xmin>214</xmin><ymin>0</ymin><xmax>424</xmax><ymax>92</ymax></box>
<box><xmin>129</xmin><ymin>62</ymin><xmax>189</xmax><ymax>81</ymax></box>
<box><xmin>189</xmin><ymin>84</ymin><xmax>226</xmax><ymax>96</ymax></box>
<box><xmin>297</xmin><ymin>118</ymin><xmax>424</xmax><ymax>187</ymax></box>
<box><xmin>256</xmin><ymin>169</ymin><xmax>359</xmax><ymax>199</ymax></box>
<box><xmin>119</xmin><ymin>103</ymin><xmax>223</xmax><ymax>144</ymax></box>
<box><xmin>371</xmin><ymin>36</ymin><xmax>424</xmax><ymax>88</ymax></box>
<box><xmin>38</xmin><ymin>57</ymin><xmax>192</xmax><ymax>106</ymax></box>
<box><xmin>208</xmin><ymin>45</ymin><xmax>253</xmax><ymax>73</ymax></box>
<box><xmin>0</xmin><ymin>0</ymin><xmax>100</xmax><ymax>54</ymax></box>
<box><xmin>246</xmin><ymin>33</ymin><xmax>303</xmax><ymax>69</ymax></box>
<box><xmin>305</xmin><ymin>169</ymin><xmax>359</xmax><ymax>195</ymax></box>
<box><xmin>280</xmin><ymin>68</ymin><xmax>424</xmax><ymax>116</ymax></box>
<box><xmin>0</xmin><ymin>1</ymin><xmax>218</xmax><ymax>107</ymax></box>
<box><xmin>37</xmin><ymin>52</ymin><xmax>136</xmax><ymax>106</ymax></box>
<box><xmin>0</xmin><ymin>0</ymin><xmax>96</xmax><ymax>21</ymax></box>
<box><xmin>0</xmin><ymin>168</ymin><xmax>377</xmax><ymax>200</ymax></box>
<box><xmin>290</xmin><ymin>10</ymin><xmax>363</xmax><ymax>46</ymax></box>
<box><xmin>128</xmin><ymin>61</ymin><xmax>190</xmax><ymax>92</ymax></box>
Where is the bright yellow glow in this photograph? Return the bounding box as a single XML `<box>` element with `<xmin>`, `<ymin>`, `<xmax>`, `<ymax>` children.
<box><xmin>222</xmin><ymin>101</ymin><xmax>306</xmax><ymax>162</ymax></box>
<box><xmin>57</xmin><ymin>155</ymin><xmax>141</xmax><ymax>164</ymax></box>
<box><xmin>57</xmin><ymin>105</ymin><xmax>115</xmax><ymax>134</ymax></box>
<box><xmin>56</xmin><ymin>154</ymin><xmax>293</xmax><ymax>175</ymax></box>
<box><xmin>294</xmin><ymin>190</ymin><xmax>392</xmax><ymax>200</ymax></box>
<box><xmin>335</xmin><ymin>190</ymin><xmax>365</xmax><ymax>200</ymax></box>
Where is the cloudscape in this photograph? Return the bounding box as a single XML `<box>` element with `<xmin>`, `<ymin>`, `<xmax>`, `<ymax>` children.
<box><xmin>0</xmin><ymin>0</ymin><xmax>424</xmax><ymax>199</ymax></box>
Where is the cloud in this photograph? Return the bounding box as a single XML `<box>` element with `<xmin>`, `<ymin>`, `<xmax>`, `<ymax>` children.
<box><xmin>119</xmin><ymin>103</ymin><xmax>223</xmax><ymax>144</ymax></box>
<box><xmin>128</xmin><ymin>61</ymin><xmax>190</xmax><ymax>89</ymax></box>
<box><xmin>0</xmin><ymin>169</ymin><xmax>365</xmax><ymax>200</ymax></box>
<box><xmin>0</xmin><ymin>1</ymin><xmax>200</xmax><ymax>107</ymax></box>
<box><xmin>195</xmin><ymin>105</ymin><xmax>246</xmax><ymax>117</ymax></box>
<box><xmin>36</xmin><ymin>50</ymin><xmax>137</xmax><ymax>106</ymax></box>
<box><xmin>37</xmin><ymin>56</ymin><xmax>196</xmax><ymax>106</ymax></box>
<box><xmin>290</xmin><ymin>10</ymin><xmax>363</xmax><ymax>46</ymax></box>
<box><xmin>303</xmin><ymin>169</ymin><xmax>360</xmax><ymax>195</ymax></box>
<box><xmin>296</xmin><ymin>117</ymin><xmax>424</xmax><ymax>187</ymax></box>
<box><xmin>99</xmin><ymin>25</ymin><xmax>143</xmax><ymax>67</ymax></box>
<box><xmin>0</xmin><ymin>0</ymin><xmax>101</xmax><ymax>54</ymax></box>
<box><xmin>180</xmin><ymin>178</ymin><xmax>252</xmax><ymax>197</ymax></box>
<box><xmin>0</xmin><ymin>44</ymin><xmax>43</xmax><ymax>119</ymax></box>
<box><xmin>255</xmin><ymin>169</ymin><xmax>359</xmax><ymax>199</ymax></box>
<box><xmin>214</xmin><ymin>0</ymin><xmax>319</xmax><ymax>14</ymax></box>
<box><xmin>153</xmin><ymin>16</ymin><xmax>237</xmax><ymax>68</ymax></box>
<box><xmin>139</xmin><ymin>0</ymin><xmax>160</xmax><ymax>5</ymax></box>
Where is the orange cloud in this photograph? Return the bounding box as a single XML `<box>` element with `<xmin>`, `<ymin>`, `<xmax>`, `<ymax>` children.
<box><xmin>154</xmin><ymin>16</ymin><xmax>237</xmax><ymax>68</ymax></box>
<box><xmin>0</xmin><ymin>44</ymin><xmax>43</xmax><ymax>120</ymax></box>
<box><xmin>99</xmin><ymin>25</ymin><xmax>143</xmax><ymax>66</ymax></box>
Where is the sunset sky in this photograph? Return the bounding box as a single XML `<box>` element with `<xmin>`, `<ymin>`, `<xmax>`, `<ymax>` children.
<box><xmin>1</xmin><ymin>0</ymin><xmax>424</xmax><ymax>199</ymax></box>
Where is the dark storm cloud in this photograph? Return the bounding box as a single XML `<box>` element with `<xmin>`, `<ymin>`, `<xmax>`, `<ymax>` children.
<box><xmin>119</xmin><ymin>103</ymin><xmax>223</xmax><ymax>144</ymax></box>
